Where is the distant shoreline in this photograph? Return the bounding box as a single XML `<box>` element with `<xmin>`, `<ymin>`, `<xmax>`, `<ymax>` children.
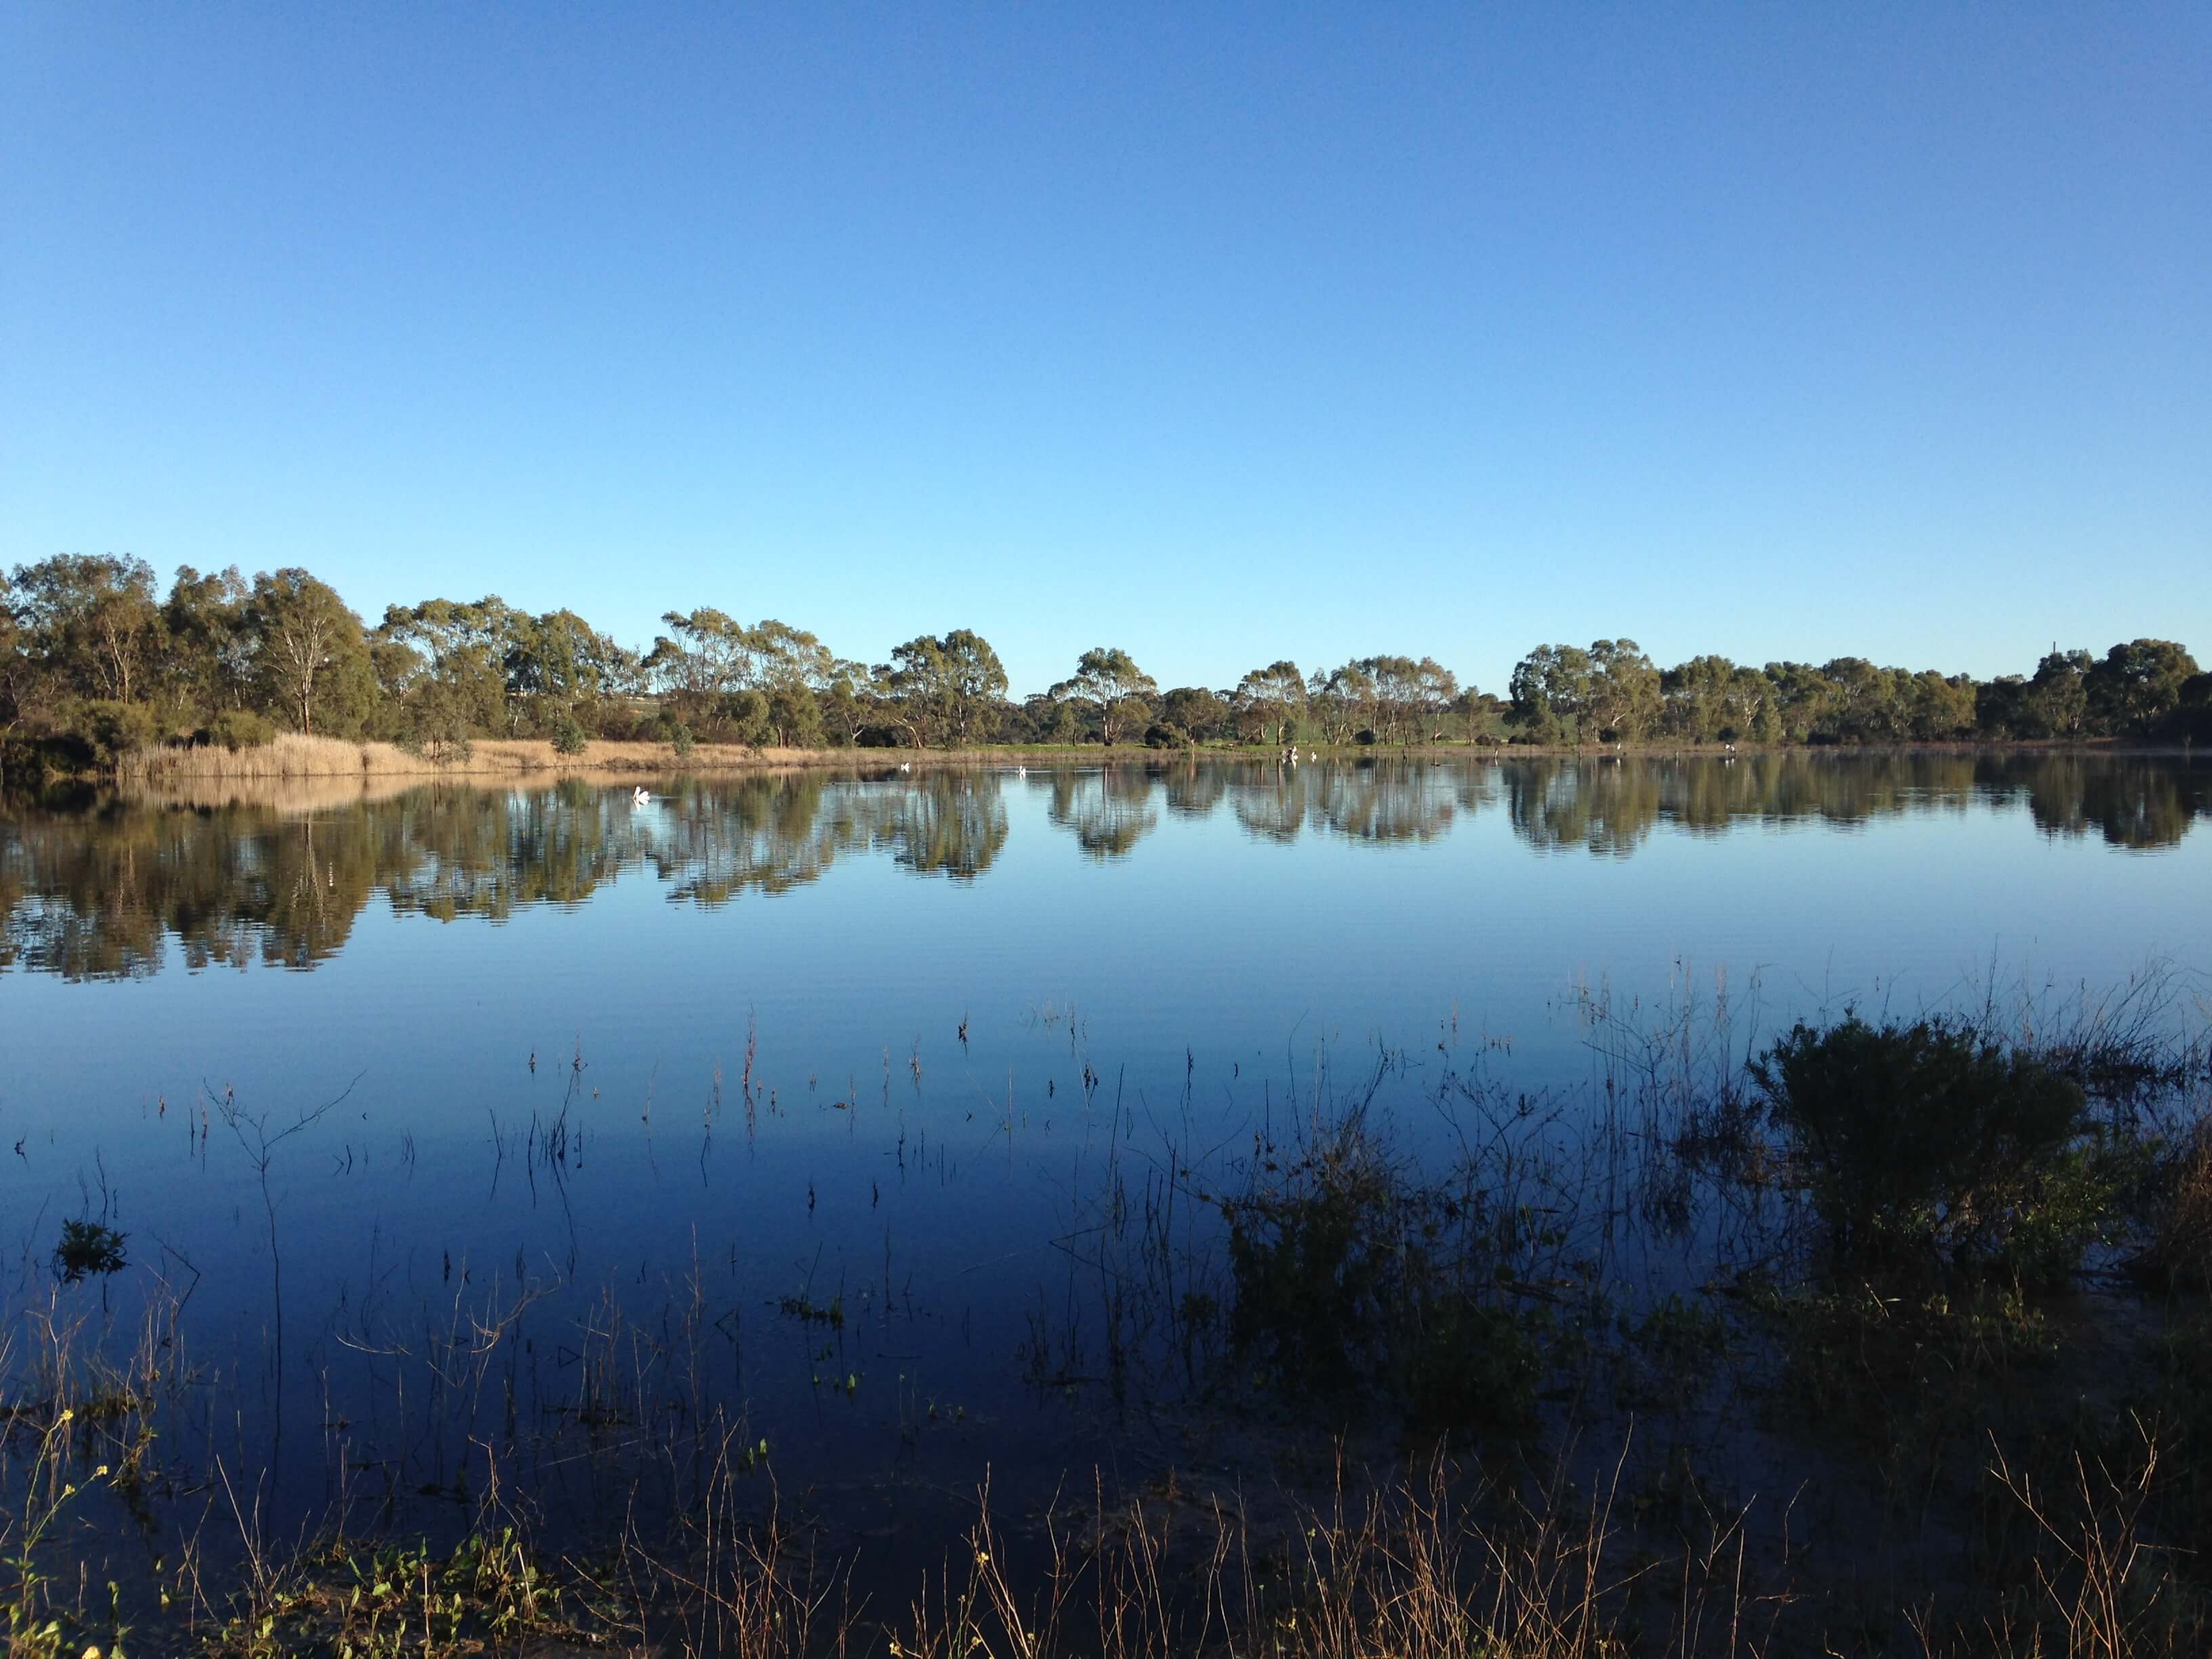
<box><xmin>98</xmin><ymin>729</ymin><xmax>2203</xmax><ymax>797</ymax></box>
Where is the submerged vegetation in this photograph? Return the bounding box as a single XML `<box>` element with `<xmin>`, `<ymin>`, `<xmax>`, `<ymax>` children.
<box><xmin>47</xmin><ymin>1221</ymin><xmax>126</xmax><ymax>1286</ymax></box>
<box><xmin>3</xmin><ymin>970</ymin><xmax>2207</xmax><ymax>1655</ymax></box>
<box><xmin>1749</xmin><ymin>1014</ymin><xmax>2123</xmax><ymax>1284</ymax></box>
<box><xmin>3</xmin><ymin>554</ymin><xmax>2208</xmax><ymax>783</ymax></box>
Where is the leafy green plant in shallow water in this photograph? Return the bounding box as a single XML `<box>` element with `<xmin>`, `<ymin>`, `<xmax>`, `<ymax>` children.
<box><xmin>51</xmin><ymin>1220</ymin><xmax>127</xmax><ymax>1285</ymax></box>
<box><xmin>1218</xmin><ymin>1113</ymin><xmax>1555</xmax><ymax>1433</ymax></box>
<box><xmin>1752</xmin><ymin>1014</ymin><xmax>2131</xmax><ymax>1286</ymax></box>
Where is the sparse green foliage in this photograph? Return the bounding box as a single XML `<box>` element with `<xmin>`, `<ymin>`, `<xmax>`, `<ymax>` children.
<box><xmin>1219</xmin><ymin>1118</ymin><xmax>1545</xmax><ymax>1431</ymax></box>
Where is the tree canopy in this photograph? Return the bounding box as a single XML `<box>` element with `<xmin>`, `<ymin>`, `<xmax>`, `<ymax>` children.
<box><xmin>2</xmin><ymin>554</ymin><xmax>2202</xmax><ymax>766</ymax></box>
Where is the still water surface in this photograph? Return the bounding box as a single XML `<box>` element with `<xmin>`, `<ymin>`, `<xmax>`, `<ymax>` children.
<box><xmin>2</xmin><ymin>752</ymin><xmax>2209</xmax><ymax>1540</ymax></box>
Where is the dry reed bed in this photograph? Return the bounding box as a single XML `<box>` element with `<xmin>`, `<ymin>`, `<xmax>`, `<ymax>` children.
<box><xmin>115</xmin><ymin>731</ymin><xmax>848</xmax><ymax>785</ymax></box>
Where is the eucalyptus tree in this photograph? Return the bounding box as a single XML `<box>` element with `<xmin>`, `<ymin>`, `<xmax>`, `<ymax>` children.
<box><xmin>1583</xmin><ymin>639</ymin><xmax>1660</xmax><ymax>740</ymax></box>
<box><xmin>1976</xmin><ymin>676</ymin><xmax>2033</xmax><ymax>739</ymax></box>
<box><xmin>2173</xmin><ymin>673</ymin><xmax>2212</xmax><ymax>743</ymax></box>
<box><xmin>504</xmin><ymin>609</ymin><xmax>635</xmax><ymax>734</ymax></box>
<box><xmin>1660</xmin><ymin>655</ymin><xmax>1741</xmax><ymax>742</ymax></box>
<box><xmin>1307</xmin><ymin>661</ymin><xmax>1376</xmax><ymax>743</ymax></box>
<box><xmin>649</xmin><ymin>611</ymin><xmax>842</xmax><ymax>737</ymax></box>
<box><xmin>766</xmin><ymin>684</ymin><xmax>825</xmax><ymax>747</ymax></box>
<box><xmin>876</xmin><ymin>629</ymin><xmax>1008</xmax><ymax>747</ymax></box>
<box><xmin>161</xmin><ymin>565</ymin><xmax>253</xmax><ymax>720</ymax></box>
<box><xmin>244</xmin><ymin>570</ymin><xmax>375</xmax><ymax>735</ymax></box>
<box><xmin>1763</xmin><ymin>661</ymin><xmax>1838</xmax><ymax>745</ymax></box>
<box><xmin>1451</xmin><ymin>688</ymin><xmax>1509</xmax><ymax>742</ymax></box>
<box><xmin>8</xmin><ymin>553</ymin><xmax>166</xmax><ymax>708</ymax></box>
<box><xmin>1051</xmin><ymin>647</ymin><xmax>1157</xmax><ymax>747</ymax></box>
<box><xmin>2028</xmin><ymin>649</ymin><xmax>2093</xmax><ymax>739</ymax></box>
<box><xmin>1341</xmin><ymin>655</ymin><xmax>1459</xmax><ymax>744</ymax></box>
<box><xmin>2086</xmin><ymin>639</ymin><xmax>2200</xmax><ymax>737</ymax></box>
<box><xmin>1021</xmin><ymin>691</ymin><xmax>1084</xmax><ymax>745</ymax></box>
<box><xmin>821</xmin><ymin>664</ymin><xmax>871</xmax><ymax>747</ymax></box>
<box><xmin>380</xmin><ymin>596</ymin><xmax>522</xmax><ymax>734</ymax></box>
<box><xmin>1157</xmin><ymin>685</ymin><xmax>1227</xmax><ymax>742</ymax></box>
<box><xmin>1508</xmin><ymin>644</ymin><xmax>1593</xmax><ymax>743</ymax></box>
<box><xmin>0</xmin><ymin>572</ymin><xmax>28</xmax><ymax>734</ymax></box>
<box><xmin>1906</xmin><ymin>671</ymin><xmax>1978</xmax><ymax>741</ymax></box>
<box><xmin>1411</xmin><ymin>658</ymin><xmax>1460</xmax><ymax>741</ymax></box>
<box><xmin>645</xmin><ymin>608</ymin><xmax>746</xmax><ymax>723</ymax></box>
<box><xmin>1355</xmin><ymin>655</ymin><xmax>1421</xmax><ymax>744</ymax></box>
<box><xmin>1235</xmin><ymin>660</ymin><xmax>1306</xmax><ymax>745</ymax></box>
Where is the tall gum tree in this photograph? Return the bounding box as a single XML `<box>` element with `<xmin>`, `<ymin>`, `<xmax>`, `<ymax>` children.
<box><xmin>1051</xmin><ymin>648</ymin><xmax>1156</xmax><ymax>747</ymax></box>
<box><xmin>245</xmin><ymin>569</ymin><xmax>373</xmax><ymax>735</ymax></box>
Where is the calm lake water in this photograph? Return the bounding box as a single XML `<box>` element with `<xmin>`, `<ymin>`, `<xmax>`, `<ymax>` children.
<box><xmin>3</xmin><ymin>752</ymin><xmax>2210</xmax><ymax>1557</ymax></box>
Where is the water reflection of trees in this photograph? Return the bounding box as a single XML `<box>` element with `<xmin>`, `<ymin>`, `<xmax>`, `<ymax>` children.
<box><xmin>1493</xmin><ymin>754</ymin><xmax>2209</xmax><ymax>856</ymax></box>
<box><xmin>0</xmin><ymin>772</ymin><xmax>1014</xmax><ymax>978</ymax></box>
<box><xmin>1223</xmin><ymin>760</ymin><xmax>1481</xmax><ymax>846</ymax></box>
<box><xmin>2</xmin><ymin>755</ymin><xmax>2203</xmax><ymax>977</ymax></box>
<box><xmin>1044</xmin><ymin>769</ymin><xmax>1159</xmax><ymax>860</ymax></box>
<box><xmin>1314</xmin><ymin>762</ymin><xmax>1459</xmax><ymax>844</ymax></box>
<box><xmin>869</xmin><ymin>775</ymin><xmax>1009</xmax><ymax>881</ymax></box>
<box><xmin>648</xmin><ymin>774</ymin><xmax>1011</xmax><ymax>902</ymax></box>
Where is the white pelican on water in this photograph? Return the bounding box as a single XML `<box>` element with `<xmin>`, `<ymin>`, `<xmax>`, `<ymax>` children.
<box><xmin>1016</xmin><ymin>766</ymin><xmax>1027</xmax><ymax>777</ymax></box>
<box><xmin>899</xmin><ymin>761</ymin><xmax>911</xmax><ymax>773</ymax></box>
<box><xmin>632</xmin><ymin>786</ymin><xmax>651</xmax><ymax>805</ymax></box>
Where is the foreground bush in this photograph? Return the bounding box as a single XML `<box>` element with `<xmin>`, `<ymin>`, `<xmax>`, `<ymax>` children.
<box><xmin>1753</xmin><ymin>1015</ymin><xmax>2118</xmax><ymax>1283</ymax></box>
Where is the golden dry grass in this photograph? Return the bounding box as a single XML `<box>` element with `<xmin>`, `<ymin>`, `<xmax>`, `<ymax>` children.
<box><xmin>114</xmin><ymin>731</ymin><xmax>846</xmax><ymax>787</ymax></box>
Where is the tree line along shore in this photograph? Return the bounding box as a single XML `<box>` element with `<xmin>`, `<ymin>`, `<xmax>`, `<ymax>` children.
<box><xmin>2</xmin><ymin>554</ymin><xmax>2206</xmax><ymax>782</ymax></box>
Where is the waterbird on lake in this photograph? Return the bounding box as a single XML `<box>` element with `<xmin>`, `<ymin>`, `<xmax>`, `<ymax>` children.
<box><xmin>632</xmin><ymin>786</ymin><xmax>651</xmax><ymax>805</ymax></box>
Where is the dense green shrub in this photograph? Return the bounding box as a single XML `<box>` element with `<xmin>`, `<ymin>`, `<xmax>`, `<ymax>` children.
<box><xmin>1143</xmin><ymin>721</ymin><xmax>1189</xmax><ymax>750</ymax></box>
<box><xmin>1752</xmin><ymin>1015</ymin><xmax>2112</xmax><ymax>1284</ymax></box>
<box><xmin>205</xmin><ymin>708</ymin><xmax>277</xmax><ymax>750</ymax></box>
<box><xmin>668</xmin><ymin>722</ymin><xmax>696</xmax><ymax>759</ymax></box>
<box><xmin>550</xmin><ymin>714</ymin><xmax>590</xmax><ymax>756</ymax></box>
<box><xmin>76</xmin><ymin>699</ymin><xmax>163</xmax><ymax>758</ymax></box>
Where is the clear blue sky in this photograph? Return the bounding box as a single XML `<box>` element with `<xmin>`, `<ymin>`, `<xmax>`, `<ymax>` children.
<box><xmin>5</xmin><ymin>5</ymin><xmax>2207</xmax><ymax>699</ymax></box>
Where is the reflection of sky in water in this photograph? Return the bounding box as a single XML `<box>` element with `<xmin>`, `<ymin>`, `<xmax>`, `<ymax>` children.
<box><xmin>1</xmin><ymin>755</ymin><xmax>2208</xmax><ymax>1526</ymax></box>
